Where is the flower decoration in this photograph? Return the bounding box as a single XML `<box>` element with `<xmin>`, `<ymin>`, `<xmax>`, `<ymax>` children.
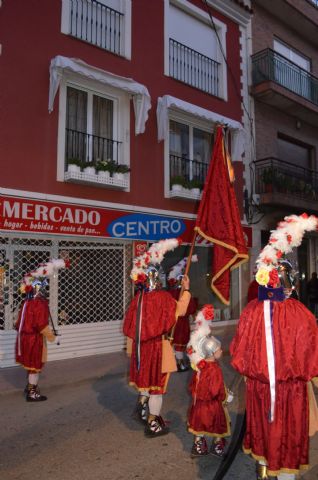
<box><xmin>167</xmin><ymin>254</ymin><xmax>198</xmax><ymax>283</ymax></box>
<box><xmin>186</xmin><ymin>304</ymin><xmax>216</xmax><ymax>369</ymax></box>
<box><xmin>197</xmin><ymin>359</ymin><xmax>207</xmax><ymax>370</ymax></box>
<box><xmin>255</xmin><ymin>213</ymin><xmax>318</xmax><ymax>286</ymax></box>
<box><xmin>130</xmin><ymin>238</ymin><xmax>181</xmax><ymax>283</ymax></box>
<box><xmin>19</xmin><ymin>258</ymin><xmax>70</xmax><ymax>295</ymax></box>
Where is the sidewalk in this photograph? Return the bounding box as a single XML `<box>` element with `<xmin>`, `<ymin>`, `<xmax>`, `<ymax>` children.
<box><xmin>0</xmin><ymin>323</ymin><xmax>237</xmax><ymax>397</ymax></box>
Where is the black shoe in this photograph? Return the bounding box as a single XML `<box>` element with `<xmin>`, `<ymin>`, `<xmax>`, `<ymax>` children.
<box><xmin>177</xmin><ymin>359</ymin><xmax>189</xmax><ymax>372</ymax></box>
<box><xmin>132</xmin><ymin>396</ymin><xmax>149</xmax><ymax>425</ymax></box>
<box><xmin>191</xmin><ymin>437</ymin><xmax>208</xmax><ymax>457</ymax></box>
<box><xmin>210</xmin><ymin>438</ymin><xmax>226</xmax><ymax>457</ymax></box>
<box><xmin>26</xmin><ymin>385</ymin><xmax>47</xmax><ymax>402</ymax></box>
<box><xmin>144</xmin><ymin>415</ymin><xmax>169</xmax><ymax>437</ymax></box>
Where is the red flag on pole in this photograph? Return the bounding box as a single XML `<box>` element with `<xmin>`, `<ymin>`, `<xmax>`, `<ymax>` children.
<box><xmin>195</xmin><ymin>125</ymin><xmax>248</xmax><ymax>305</ymax></box>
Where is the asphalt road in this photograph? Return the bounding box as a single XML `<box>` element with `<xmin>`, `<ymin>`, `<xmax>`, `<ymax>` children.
<box><xmin>1</xmin><ymin>356</ymin><xmax>317</xmax><ymax>480</ymax></box>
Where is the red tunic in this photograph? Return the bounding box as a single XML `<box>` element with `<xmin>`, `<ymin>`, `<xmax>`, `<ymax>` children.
<box><xmin>123</xmin><ymin>290</ymin><xmax>177</xmax><ymax>394</ymax></box>
<box><xmin>188</xmin><ymin>362</ymin><xmax>230</xmax><ymax>437</ymax></box>
<box><xmin>230</xmin><ymin>298</ymin><xmax>318</xmax><ymax>476</ymax></box>
<box><xmin>15</xmin><ymin>297</ymin><xmax>50</xmax><ymax>372</ymax></box>
<box><xmin>168</xmin><ymin>289</ymin><xmax>198</xmax><ymax>352</ymax></box>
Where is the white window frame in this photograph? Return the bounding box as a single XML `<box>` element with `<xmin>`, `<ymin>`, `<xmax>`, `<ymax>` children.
<box><xmin>61</xmin><ymin>0</ymin><xmax>132</xmax><ymax>60</ymax></box>
<box><xmin>56</xmin><ymin>73</ymin><xmax>130</xmax><ymax>185</ymax></box>
<box><xmin>164</xmin><ymin>109</ymin><xmax>213</xmax><ymax>198</ymax></box>
<box><xmin>164</xmin><ymin>0</ymin><xmax>228</xmax><ymax>100</ymax></box>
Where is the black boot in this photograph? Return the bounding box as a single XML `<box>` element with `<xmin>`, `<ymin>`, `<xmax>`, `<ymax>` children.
<box><xmin>144</xmin><ymin>415</ymin><xmax>169</xmax><ymax>437</ymax></box>
<box><xmin>132</xmin><ymin>395</ymin><xmax>149</xmax><ymax>424</ymax></box>
<box><xmin>191</xmin><ymin>437</ymin><xmax>208</xmax><ymax>457</ymax></box>
<box><xmin>26</xmin><ymin>384</ymin><xmax>47</xmax><ymax>402</ymax></box>
<box><xmin>177</xmin><ymin>359</ymin><xmax>189</xmax><ymax>372</ymax></box>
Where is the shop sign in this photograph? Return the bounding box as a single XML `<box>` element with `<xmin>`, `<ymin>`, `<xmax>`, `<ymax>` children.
<box><xmin>107</xmin><ymin>213</ymin><xmax>185</xmax><ymax>240</ymax></box>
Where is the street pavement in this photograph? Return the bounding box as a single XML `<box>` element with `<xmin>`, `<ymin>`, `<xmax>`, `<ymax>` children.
<box><xmin>0</xmin><ymin>325</ymin><xmax>317</xmax><ymax>480</ymax></box>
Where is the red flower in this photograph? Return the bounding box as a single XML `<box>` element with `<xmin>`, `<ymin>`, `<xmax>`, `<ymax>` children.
<box><xmin>201</xmin><ymin>304</ymin><xmax>214</xmax><ymax>321</ymax></box>
<box><xmin>25</xmin><ymin>285</ymin><xmax>33</xmax><ymax>293</ymax></box>
<box><xmin>136</xmin><ymin>273</ymin><xmax>147</xmax><ymax>283</ymax></box>
<box><xmin>268</xmin><ymin>269</ymin><xmax>279</xmax><ymax>287</ymax></box>
<box><xmin>270</xmin><ymin>237</ymin><xmax>277</xmax><ymax>243</ymax></box>
<box><xmin>276</xmin><ymin>250</ymin><xmax>283</xmax><ymax>259</ymax></box>
<box><xmin>197</xmin><ymin>359</ymin><xmax>207</xmax><ymax>370</ymax></box>
<box><xmin>186</xmin><ymin>346</ymin><xmax>194</xmax><ymax>355</ymax></box>
<box><xmin>301</xmin><ymin>213</ymin><xmax>308</xmax><ymax>219</ymax></box>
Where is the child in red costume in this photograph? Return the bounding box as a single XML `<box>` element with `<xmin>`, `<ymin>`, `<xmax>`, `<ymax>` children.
<box><xmin>186</xmin><ymin>305</ymin><xmax>231</xmax><ymax>457</ymax></box>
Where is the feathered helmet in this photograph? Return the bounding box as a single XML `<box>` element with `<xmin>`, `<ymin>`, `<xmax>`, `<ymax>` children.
<box><xmin>130</xmin><ymin>238</ymin><xmax>181</xmax><ymax>291</ymax></box>
<box><xmin>255</xmin><ymin>213</ymin><xmax>318</xmax><ymax>293</ymax></box>
<box><xmin>186</xmin><ymin>304</ymin><xmax>221</xmax><ymax>370</ymax></box>
<box><xmin>167</xmin><ymin>254</ymin><xmax>198</xmax><ymax>288</ymax></box>
<box><xmin>19</xmin><ymin>258</ymin><xmax>70</xmax><ymax>298</ymax></box>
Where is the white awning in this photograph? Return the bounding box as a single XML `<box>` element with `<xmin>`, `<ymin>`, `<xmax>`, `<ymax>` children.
<box><xmin>157</xmin><ymin>95</ymin><xmax>245</xmax><ymax>161</ymax></box>
<box><xmin>48</xmin><ymin>56</ymin><xmax>151</xmax><ymax>135</ymax></box>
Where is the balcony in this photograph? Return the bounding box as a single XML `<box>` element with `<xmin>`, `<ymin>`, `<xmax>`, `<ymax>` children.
<box><xmin>67</xmin><ymin>0</ymin><xmax>123</xmax><ymax>55</ymax></box>
<box><xmin>169</xmin><ymin>39</ymin><xmax>220</xmax><ymax>97</ymax></box>
<box><xmin>251</xmin><ymin>49</ymin><xmax>318</xmax><ymax>126</ymax></box>
<box><xmin>64</xmin><ymin>128</ymin><xmax>129</xmax><ymax>189</ymax></box>
<box><xmin>169</xmin><ymin>154</ymin><xmax>208</xmax><ymax>200</ymax></box>
<box><xmin>254</xmin><ymin>157</ymin><xmax>318</xmax><ymax>212</ymax></box>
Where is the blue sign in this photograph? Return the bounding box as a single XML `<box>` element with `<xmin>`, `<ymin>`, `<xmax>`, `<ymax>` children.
<box><xmin>107</xmin><ymin>213</ymin><xmax>186</xmax><ymax>241</ymax></box>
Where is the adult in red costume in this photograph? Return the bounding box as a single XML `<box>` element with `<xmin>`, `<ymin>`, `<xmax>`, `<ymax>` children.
<box><xmin>230</xmin><ymin>287</ymin><xmax>318</xmax><ymax>478</ymax></box>
<box><xmin>15</xmin><ymin>289</ymin><xmax>56</xmax><ymax>401</ymax></box>
<box><xmin>168</xmin><ymin>287</ymin><xmax>198</xmax><ymax>371</ymax></box>
<box><xmin>123</xmin><ymin>275</ymin><xmax>191</xmax><ymax>437</ymax></box>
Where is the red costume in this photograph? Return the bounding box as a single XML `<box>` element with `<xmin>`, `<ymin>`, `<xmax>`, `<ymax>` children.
<box><xmin>188</xmin><ymin>361</ymin><xmax>230</xmax><ymax>437</ymax></box>
<box><xmin>123</xmin><ymin>290</ymin><xmax>190</xmax><ymax>394</ymax></box>
<box><xmin>247</xmin><ymin>279</ymin><xmax>259</xmax><ymax>303</ymax></box>
<box><xmin>15</xmin><ymin>296</ymin><xmax>53</xmax><ymax>372</ymax></box>
<box><xmin>168</xmin><ymin>289</ymin><xmax>198</xmax><ymax>351</ymax></box>
<box><xmin>230</xmin><ymin>297</ymin><xmax>318</xmax><ymax>476</ymax></box>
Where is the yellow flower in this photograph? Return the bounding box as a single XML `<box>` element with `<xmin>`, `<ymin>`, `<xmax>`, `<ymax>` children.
<box><xmin>19</xmin><ymin>284</ymin><xmax>26</xmax><ymax>294</ymax></box>
<box><xmin>256</xmin><ymin>268</ymin><xmax>270</xmax><ymax>286</ymax></box>
<box><xmin>131</xmin><ymin>273</ymin><xmax>138</xmax><ymax>281</ymax></box>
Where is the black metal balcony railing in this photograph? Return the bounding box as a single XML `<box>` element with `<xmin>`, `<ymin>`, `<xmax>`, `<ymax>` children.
<box><xmin>307</xmin><ymin>0</ymin><xmax>318</xmax><ymax>8</ymax></box>
<box><xmin>170</xmin><ymin>154</ymin><xmax>208</xmax><ymax>189</ymax></box>
<box><xmin>65</xmin><ymin>128</ymin><xmax>121</xmax><ymax>167</ymax></box>
<box><xmin>252</xmin><ymin>49</ymin><xmax>318</xmax><ymax>107</ymax></box>
<box><xmin>69</xmin><ymin>0</ymin><xmax>123</xmax><ymax>55</ymax></box>
<box><xmin>254</xmin><ymin>157</ymin><xmax>318</xmax><ymax>202</ymax></box>
<box><xmin>169</xmin><ymin>39</ymin><xmax>220</xmax><ymax>97</ymax></box>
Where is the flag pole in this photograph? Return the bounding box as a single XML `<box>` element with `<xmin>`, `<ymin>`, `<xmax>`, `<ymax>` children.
<box><xmin>168</xmin><ymin>230</ymin><xmax>197</xmax><ymax>345</ymax></box>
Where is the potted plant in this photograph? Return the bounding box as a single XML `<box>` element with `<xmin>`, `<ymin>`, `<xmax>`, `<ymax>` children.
<box><xmin>96</xmin><ymin>159</ymin><xmax>112</xmax><ymax>179</ymax></box>
<box><xmin>113</xmin><ymin>163</ymin><xmax>130</xmax><ymax>181</ymax></box>
<box><xmin>261</xmin><ymin>167</ymin><xmax>276</xmax><ymax>193</ymax></box>
<box><xmin>170</xmin><ymin>175</ymin><xmax>186</xmax><ymax>192</ymax></box>
<box><xmin>67</xmin><ymin>158</ymin><xmax>82</xmax><ymax>173</ymax></box>
<box><xmin>82</xmin><ymin>161</ymin><xmax>96</xmax><ymax>175</ymax></box>
<box><xmin>187</xmin><ymin>178</ymin><xmax>203</xmax><ymax>195</ymax></box>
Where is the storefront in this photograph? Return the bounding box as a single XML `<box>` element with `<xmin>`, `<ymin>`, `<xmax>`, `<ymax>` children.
<box><xmin>0</xmin><ymin>194</ymin><xmax>252</xmax><ymax>367</ymax></box>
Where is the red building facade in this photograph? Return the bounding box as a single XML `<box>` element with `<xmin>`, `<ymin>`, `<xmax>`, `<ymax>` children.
<box><xmin>0</xmin><ymin>0</ymin><xmax>252</xmax><ymax>366</ymax></box>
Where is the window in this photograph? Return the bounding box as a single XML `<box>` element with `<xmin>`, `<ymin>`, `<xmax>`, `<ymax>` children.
<box><xmin>61</xmin><ymin>0</ymin><xmax>132</xmax><ymax>59</ymax></box>
<box><xmin>65</xmin><ymin>86</ymin><xmax>119</xmax><ymax>166</ymax></box>
<box><xmin>273</xmin><ymin>39</ymin><xmax>311</xmax><ymax>101</ymax></box>
<box><xmin>168</xmin><ymin>116</ymin><xmax>213</xmax><ymax>199</ymax></box>
<box><xmin>165</xmin><ymin>0</ymin><xmax>227</xmax><ymax>99</ymax></box>
<box><xmin>56</xmin><ymin>77</ymin><xmax>131</xmax><ymax>189</ymax></box>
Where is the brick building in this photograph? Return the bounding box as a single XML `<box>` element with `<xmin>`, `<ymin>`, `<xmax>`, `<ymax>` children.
<box><xmin>248</xmin><ymin>0</ymin><xmax>318</xmax><ymax>303</ymax></box>
<box><xmin>0</xmin><ymin>0</ymin><xmax>252</xmax><ymax>367</ymax></box>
